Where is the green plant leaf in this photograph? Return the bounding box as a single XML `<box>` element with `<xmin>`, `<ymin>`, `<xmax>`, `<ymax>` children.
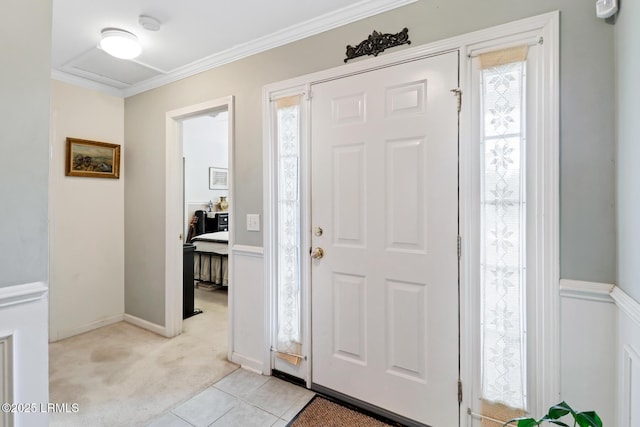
<box><xmin>539</xmin><ymin>414</ymin><xmax>570</xmax><ymax>427</ymax></box>
<box><xmin>502</xmin><ymin>417</ymin><xmax>538</xmax><ymax>427</ymax></box>
<box><xmin>575</xmin><ymin>411</ymin><xmax>603</xmax><ymax>427</ymax></box>
<box><xmin>547</xmin><ymin>402</ymin><xmax>573</xmax><ymax>419</ymax></box>
<box><xmin>516</xmin><ymin>419</ymin><xmax>540</xmax><ymax>427</ymax></box>
<box><xmin>501</xmin><ymin>402</ymin><xmax>601</xmax><ymax>427</ymax></box>
<box><xmin>546</xmin><ymin>421</ymin><xmax>570</xmax><ymax>427</ymax></box>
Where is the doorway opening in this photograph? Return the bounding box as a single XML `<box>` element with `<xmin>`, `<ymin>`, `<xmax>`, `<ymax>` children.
<box><xmin>181</xmin><ymin>110</ymin><xmax>230</xmax><ymax>339</ymax></box>
<box><xmin>165</xmin><ymin>97</ymin><xmax>235</xmax><ymax>364</ymax></box>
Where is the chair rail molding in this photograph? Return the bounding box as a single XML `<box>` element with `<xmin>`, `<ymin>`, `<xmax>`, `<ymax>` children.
<box><xmin>231</xmin><ymin>244</ymin><xmax>264</xmax><ymax>257</ymax></box>
<box><xmin>611</xmin><ymin>286</ymin><xmax>640</xmax><ymax>326</ymax></box>
<box><xmin>559</xmin><ymin>279</ymin><xmax>615</xmax><ymax>303</ymax></box>
<box><xmin>0</xmin><ymin>282</ymin><xmax>48</xmax><ymax>309</ymax></box>
<box><xmin>559</xmin><ymin>278</ymin><xmax>640</xmax><ymax>324</ymax></box>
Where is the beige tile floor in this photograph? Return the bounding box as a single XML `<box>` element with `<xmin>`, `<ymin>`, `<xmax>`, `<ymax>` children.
<box><xmin>147</xmin><ymin>369</ymin><xmax>315</xmax><ymax>427</ymax></box>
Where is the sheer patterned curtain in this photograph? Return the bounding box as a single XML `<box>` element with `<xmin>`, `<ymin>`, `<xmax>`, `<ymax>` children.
<box><xmin>479</xmin><ymin>46</ymin><xmax>528</xmax><ymax>411</ymax></box>
<box><xmin>274</xmin><ymin>96</ymin><xmax>303</xmax><ymax>362</ymax></box>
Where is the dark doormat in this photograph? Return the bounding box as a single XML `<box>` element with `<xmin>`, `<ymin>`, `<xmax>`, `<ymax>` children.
<box><xmin>287</xmin><ymin>395</ymin><xmax>404</xmax><ymax>427</ymax></box>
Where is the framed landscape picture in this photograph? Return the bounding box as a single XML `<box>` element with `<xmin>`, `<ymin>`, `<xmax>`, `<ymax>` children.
<box><xmin>65</xmin><ymin>137</ymin><xmax>120</xmax><ymax>179</ymax></box>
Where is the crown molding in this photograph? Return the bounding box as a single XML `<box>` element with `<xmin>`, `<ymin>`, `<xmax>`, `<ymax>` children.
<box><xmin>51</xmin><ymin>69</ymin><xmax>125</xmax><ymax>98</ymax></box>
<box><xmin>122</xmin><ymin>0</ymin><xmax>417</xmax><ymax>97</ymax></box>
<box><xmin>51</xmin><ymin>0</ymin><xmax>416</xmax><ymax>98</ymax></box>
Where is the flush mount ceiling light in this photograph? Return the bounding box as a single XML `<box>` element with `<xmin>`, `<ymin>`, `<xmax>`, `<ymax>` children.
<box><xmin>99</xmin><ymin>28</ymin><xmax>141</xmax><ymax>59</ymax></box>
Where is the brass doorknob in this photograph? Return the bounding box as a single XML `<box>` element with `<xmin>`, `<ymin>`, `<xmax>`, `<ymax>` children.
<box><xmin>310</xmin><ymin>247</ymin><xmax>324</xmax><ymax>259</ymax></box>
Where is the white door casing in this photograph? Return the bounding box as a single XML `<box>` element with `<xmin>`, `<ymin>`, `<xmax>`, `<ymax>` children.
<box><xmin>263</xmin><ymin>12</ymin><xmax>558</xmax><ymax>427</ymax></box>
<box><xmin>164</xmin><ymin>96</ymin><xmax>235</xmax><ymax>348</ymax></box>
<box><xmin>310</xmin><ymin>52</ymin><xmax>460</xmax><ymax>426</ymax></box>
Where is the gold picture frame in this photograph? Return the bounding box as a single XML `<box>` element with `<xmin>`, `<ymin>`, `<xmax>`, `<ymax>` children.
<box><xmin>65</xmin><ymin>137</ymin><xmax>120</xmax><ymax>179</ymax></box>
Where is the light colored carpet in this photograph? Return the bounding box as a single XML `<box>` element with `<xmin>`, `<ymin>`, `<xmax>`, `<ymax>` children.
<box><xmin>49</xmin><ymin>287</ymin><xmax>238</xmax><ymax>426</ymax></box>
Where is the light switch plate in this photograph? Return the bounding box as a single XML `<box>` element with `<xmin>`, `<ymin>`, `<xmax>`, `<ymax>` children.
<box><xmin>246</xmin><ymin>214</ymin><xmax>260</xmax><ymax>232</ymax></box>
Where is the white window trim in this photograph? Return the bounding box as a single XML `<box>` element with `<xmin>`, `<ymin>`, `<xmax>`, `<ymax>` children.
<box><xmin>263</xmin><ymin>87</ymin><xmax>313</xmax><ymax>381</ymax></box>
<box><xmin>462</xmin><ymin>13</ymin><xmax>560</xmax><ymax>421</ymax></box>
<box><xmin>262</xmin><ymin>11</ymin><xmax>559</xmax><ymax>423</ymax></box>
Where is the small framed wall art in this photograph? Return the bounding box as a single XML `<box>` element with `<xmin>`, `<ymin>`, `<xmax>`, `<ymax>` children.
<box><xmin>209</xmin><ymin>167</ymin><xmax>228</xmax><ymax>190</ymax></box>
<box><xmin>65</xmin><ymin>137</ymin><xmax>120</xmax><ymax>179</ymax></box>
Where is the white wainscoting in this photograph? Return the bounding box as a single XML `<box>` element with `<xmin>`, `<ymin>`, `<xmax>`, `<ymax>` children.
<box><xmin>560</xmin><ymin>280</ymin><xmax>640</xmax><ymax>427</ymax></box>
<box><xmin>559</xmin><ymin>280</ymin><xmax>616</xmax><ymax>425</ymax></box>
<box><xmin>0</xmin><ymin>282</ymin><xmax>49</xmax><ymax>427</ymax></box>
<box><xmin>611</xmin><ymin>287</ymin><xmax>640</xmax><ymax>427</ymax></box>
<box><xmin>0</xmin><ymin>333</ymin><xmax>12</xmax><ymax>427</ymax></box>
<box><xmin>229</xmin><ymin>245</ymin><xmax>266</xmax><ymax>374</ymax></box>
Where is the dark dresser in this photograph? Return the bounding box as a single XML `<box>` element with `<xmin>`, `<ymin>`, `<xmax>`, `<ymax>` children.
<box><xmin>182</xmin><ymin>243</ymin><xmax>201</xmax><ymax>318</ymax></box>
<box><xmin>205</xmin><ymin>212</ymin><xmax>229</xmax><ymax>232</ymax></box>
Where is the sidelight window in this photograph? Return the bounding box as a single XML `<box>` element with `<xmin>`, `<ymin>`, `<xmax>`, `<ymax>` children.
<box><xmin>479</xmin><ymin>51</ymin><xmax>528</xmax><ymax>410</ymax></box>
<box><xmin>274</xmin><ymin>96</ymin><xmax>303</xmax><ymax>361</ymax></box>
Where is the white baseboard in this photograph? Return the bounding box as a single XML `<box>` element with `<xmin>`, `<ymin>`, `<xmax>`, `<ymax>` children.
<box><xmin>230</xmin><ymin>352</ymin><xmax>264</xmax><ymax>374</ymax></box>
<box><xmin>123</xmin><ymin>313</ymin><xmax>168</xmax><ymax>337</ymax></box>
<box><xmin>50</xmin><ymin>313</ymin><xmax>124</xmax><ymax>342</ymax></box>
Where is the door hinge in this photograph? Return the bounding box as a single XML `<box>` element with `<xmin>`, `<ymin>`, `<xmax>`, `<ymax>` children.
<box><xmin>451</xmin><ymin>88</ymin><xmax>462</xmax><ymax>113</ymax></box>
<box><xmin>458</xmin><ymin>379</ymin><xmax>463</xmax><ymax>404</ymax></box>
<box><xmin>457</xmin><ymin>235</ymin><xmax>461</xmax><ymax>259</ymax></box>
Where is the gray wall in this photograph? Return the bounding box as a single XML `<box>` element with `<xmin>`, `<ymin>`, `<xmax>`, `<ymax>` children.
<box><xmin>0</xmin><ymin>0</ymin><xmax>52</xmax><ymax>287</ymax></box>
<box><xmin>616</xmin><ymin>1</ymin><xmax>640</xmax><ymax>302</ymax></box>
<box><xmin>125</xmin><ymin>0</ymin><xmax>615</xmax><ymax>324</ymax></box>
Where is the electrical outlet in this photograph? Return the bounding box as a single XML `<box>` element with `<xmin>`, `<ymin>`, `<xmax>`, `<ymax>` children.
<box><xmin>246</xmin><ymin>214</ymin><xmax>260</xmax><ymax>232</ymax></box>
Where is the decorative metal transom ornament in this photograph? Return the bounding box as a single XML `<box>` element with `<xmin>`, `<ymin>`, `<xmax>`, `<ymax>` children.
<box><xmin>344</xmin><ymin>27</ymin><xmax>411</xmax><ymax>63</ymax></box>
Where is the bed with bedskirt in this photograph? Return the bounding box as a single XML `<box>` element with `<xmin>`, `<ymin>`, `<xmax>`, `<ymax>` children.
<box><xmin>191</xmin><ymin>231</ymin><xmax>228</xmax><ymax>286</ymax></box>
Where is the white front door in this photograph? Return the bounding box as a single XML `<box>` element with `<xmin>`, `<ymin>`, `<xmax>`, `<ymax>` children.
<box><xmin>310</xmin><ymin>51</ymin><xmax>460</xmax><ymax>426</ymax></box>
